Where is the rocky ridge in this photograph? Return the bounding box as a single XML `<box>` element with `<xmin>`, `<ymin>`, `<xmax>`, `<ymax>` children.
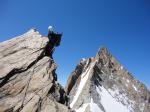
<box><xmin>65</xmin><ymin>48</ymin><xmax>150</xmax><ymax>112</ymax></box>
<box><xmin>0</xmin><ymin>29</ymin><xmax>70</xmax><ymax>112</ymax></box>
<box><xmin>0</xmin><ymin>29</ymin><xmax>149</xmax><ymax>112</ymax></box>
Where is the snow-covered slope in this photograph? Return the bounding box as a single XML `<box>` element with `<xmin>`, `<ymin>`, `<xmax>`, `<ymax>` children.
<box><xmin>65</xmin><ymin>48</ymin><xmax>150</xmax><ymax>112</ymax></box>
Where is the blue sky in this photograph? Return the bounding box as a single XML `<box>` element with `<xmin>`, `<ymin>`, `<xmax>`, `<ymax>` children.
<box><xmin>0</xmin><ymin>0</ymin><xmax>150</xmax><ymax>89</ymax></box>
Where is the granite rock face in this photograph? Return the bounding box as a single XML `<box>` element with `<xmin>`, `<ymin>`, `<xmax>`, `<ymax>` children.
<box><xmin>0</xmin><ymin>29</ymin><xmax>70</xmax><ymax>112</ymax></box>
<box><xmin>65</xmin><ymin>48</ymin><xmax>150</xmax><ymax>112</ymax></box>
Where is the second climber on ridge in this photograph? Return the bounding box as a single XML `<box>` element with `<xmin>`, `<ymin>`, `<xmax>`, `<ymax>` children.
<box><xmin>45</xmin><ymin>25</ymin><xmax>62</xmax><ymax>58</ymax></box>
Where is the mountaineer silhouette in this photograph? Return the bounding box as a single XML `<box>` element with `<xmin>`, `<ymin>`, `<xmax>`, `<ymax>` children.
<box><xmin>45</xmin><ymin>26</ymin><xmax>62</xmax><ymax>58</ymax></box>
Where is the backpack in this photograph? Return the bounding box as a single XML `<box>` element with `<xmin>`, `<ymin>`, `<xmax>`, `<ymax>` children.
<box><xmin>48</xmin><ymin>32</ymin><xmax>62</xmax><ymax>47</ymax></box>
<box><xmin>55</xmin><ymin>33</ymin><xmax>62</xmax><ymax>47</ymax></box>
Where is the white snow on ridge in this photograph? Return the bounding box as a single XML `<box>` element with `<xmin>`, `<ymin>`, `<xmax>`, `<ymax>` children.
<box><xmin>120</xmin><ymin>66</ymin><xmax>123</xmax><ymax>70</ymax></box>
<box><xmin>70</xmin><ymin>60</ymin><xmax>132</xmax><ymax>112</ymax></box>
<box><xmin>90</xmin><ymin>98</ymin><xmax>103</xmax><ymax>112</ymax></box>
<box><xmin>133</xmin><ymin>85</ymin><xmax>137</xmax><ymax>91</ymax></box>
<box><xmin>70</xmin><ymin>62</ymin><xmax>96</xmax><ymax>108</ymax></box>
<box><xmin>96</xmin><ymin>86</ymin><xmax>130</xmax><ymax>112</ymax></box>
<box><xmin>81</xmin><ymin>58</ymin><xmax>86</xmax><ymax>62</ymax></box>
<box><xmin>127</xmin><ymin>79</ymin><xmax>130</xmax><ymax>83</ymax></box>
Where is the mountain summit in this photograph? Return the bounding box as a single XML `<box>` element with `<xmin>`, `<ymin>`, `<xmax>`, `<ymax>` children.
<box><xmin>65</xmin><ymin>48</ymin><xmax>150</xmax><ymax>112</ymax></box>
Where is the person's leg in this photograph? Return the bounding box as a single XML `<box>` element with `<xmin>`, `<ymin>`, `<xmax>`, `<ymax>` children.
<box><xmin>50</xmin><ymin>48</ymin><xmax>55</xmax><ymax>59</ymax></box>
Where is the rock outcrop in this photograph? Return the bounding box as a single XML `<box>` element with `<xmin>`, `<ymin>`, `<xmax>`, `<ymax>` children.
<box><xmin>65</xmin><ymin>48</ymin><xmax>150</xmax><ymax>112</ymax></box>
<box><xmin>1</xmin><ymin>29</ymin><xmax>149</xmax><ymax>112</ymax></box>
<box><xmin>0</xmin><ymin>29</ymin><xmax>70</xmax><ymax>112</ymax></box>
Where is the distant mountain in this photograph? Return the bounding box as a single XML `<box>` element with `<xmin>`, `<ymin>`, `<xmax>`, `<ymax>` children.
<box><xmin>65</xmin><ymin>48</ymin><xmax>150</xmax><ymax>112</ymax></box>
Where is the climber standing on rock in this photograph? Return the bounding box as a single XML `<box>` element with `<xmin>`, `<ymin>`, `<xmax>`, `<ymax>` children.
<box><xmin>46</xmin><ymin>25</ymin><xmax>62</xmax><ymax>58</ymax></box>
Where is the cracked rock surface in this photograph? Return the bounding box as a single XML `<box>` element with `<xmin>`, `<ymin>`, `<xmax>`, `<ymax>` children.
<box><xmin>0</xmin><ymin>29</ymin><xmax>70</xmax><ymax>112</ymax></box>
<box><xmin>66</xmin><ymin>48</ymin><xmax>150</xmax><ymax>112</ymax></box>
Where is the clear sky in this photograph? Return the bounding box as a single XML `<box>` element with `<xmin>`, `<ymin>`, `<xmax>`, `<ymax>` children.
<box><xmin>0</xmin><ymin>0</ymin><xmax>150</xmax><ymax>89</ymax></box>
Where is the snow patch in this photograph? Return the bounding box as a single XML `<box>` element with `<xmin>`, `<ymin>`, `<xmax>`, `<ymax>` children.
<box><xmin>81</xmin><ymin>58</ymin><xmax>86</xmax><ymax>62</ymax></box>
<box><xmin>96</xmin><ymin>86</ymin><xmax>130</xmax><ymax>112</ymax></box>
<box><xmin>139</xmin><ymin>103</ymin><xmax>145</xmax><ymax>111</ymax></box>
<box><xmin>90</xmin><ymin>98</ymin><xmax>103</xmax><ymax>112</ymax></box>
<box><xmin>133</xmin><ymin>85</ymin><xmax>137</xmax><ymax>91</ymax></box>
<box><xmin>101</xmin><ymin>70</ymin><xmax>105</xmax><ymax>74</ymax></box>
<box><xmin>70</xmin><ymin>62</ymin><xmax>96</xmax><ymax>108</ymax></box>
<box><xmin>108</xmin><ymin>87</ymin><xmax>134</xmax><ymax>111</ymax></box>
<box><xmin>120</xmin><ymin>66</ymin><xmax>123</xmax><ymax>70</ymax></box>
<box><xmin>125</xmin><ymin>83</ymin><xmax>129</xmax><ymax>87</ymax></box>
<box><xmin>127</xmin><ymin>79</ymin><xmax>130</xmax><ymax>83</ymax></box>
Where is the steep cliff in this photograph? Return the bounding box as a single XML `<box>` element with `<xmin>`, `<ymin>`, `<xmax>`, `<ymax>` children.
<box><xmin>0</xmin><ymin>29</ymin><xmax>70</xmax><ymax>112</ymax></box>
<box><xmin>65</xmin><ymin>48</ymin><xmax>150</xmax><ymax>112</ymax></box>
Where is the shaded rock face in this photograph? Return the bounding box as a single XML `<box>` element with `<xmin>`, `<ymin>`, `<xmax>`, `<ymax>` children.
<box><xmin>66</xmin><ymin>48</ymin><xmax>150</xmax><ymax>112</ymax></box>
<box><xmin>0</xmin><ymin>29</ymin><xmax>70</xmax><ymax>112</ymax></box>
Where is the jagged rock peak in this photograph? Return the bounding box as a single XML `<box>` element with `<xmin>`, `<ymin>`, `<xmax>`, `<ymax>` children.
<box><xmin>66</xmin><ymin>47</ymin><xmax>150</xmax><ymax>112</ymax></box>
<box><xmin>97</xmin><ymin>47</ymin><xmax>109</xmax><ymax>56</ymax></box>
<box><xmin>0</xmin><ymin>29</ymin><xmax>70</xmax><ymax>112</ymax></box>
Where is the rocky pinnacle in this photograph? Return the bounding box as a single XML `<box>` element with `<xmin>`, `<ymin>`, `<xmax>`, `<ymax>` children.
<box><xmin>0</xmin><ymin>29</ymin><xmax>70</xmax><ymax>112</ymax></box>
